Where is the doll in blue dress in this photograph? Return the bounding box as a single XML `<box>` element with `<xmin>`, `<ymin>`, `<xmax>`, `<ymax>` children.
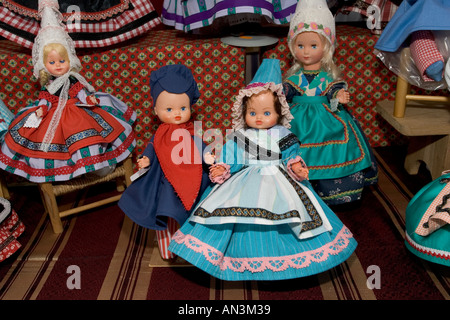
<box><xmin>168</xmin><ymin>59</ymin><xmax>357</xmax><ymax>281</ymax></box>
<box><xmin>118</xmin><ymin>64</ymin><xmax>212</xmax><ymax>260</ymax></box>
<box><xmin>283</xmin><ymin>0</ymin><xmax>378</xmax><ymax>206</ymax></box>
<box><xmin>405</xmin><ymin>170</ymin><xmax>450</xmax><ymax>267</ymax></box>
<box><xmin>0</xmin><ymin>99</ymin><xmax>14</xmax><ymax>143</ymax></box>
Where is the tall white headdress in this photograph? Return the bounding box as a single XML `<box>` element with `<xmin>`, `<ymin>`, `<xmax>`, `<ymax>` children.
<box><xmin>287</xmin><ymin>0</ymin><xmax>336</xmax><ymax>56</ymax></box>
<box><xmin>32</xmin><ymin>0</ymin><xmax>82</xmax><ymax>79</ymax></box>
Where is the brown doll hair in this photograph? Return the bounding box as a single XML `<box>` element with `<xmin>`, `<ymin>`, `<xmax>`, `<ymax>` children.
<box><xmin>241</xmin><ymin>89</ymin><xmax>282</xmax><ymax>129</ymax></box>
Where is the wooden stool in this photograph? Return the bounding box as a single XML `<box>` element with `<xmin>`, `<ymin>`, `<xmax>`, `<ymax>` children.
<box><xmin>377</xmin><ymin>100</ymin><xmax>450</xmax><ymax>179</ymax></box>
<box><xmin>393</xmin><ymin>48</ymin><xmax>450</xmax><ymax>118</ymax></box>
<box><xmin>38</xmin><ymin>156</ymin><xmax>133</xmax><ymax>233</ymax></box>
<box><xmin>0</xmin><ymin>174</ymin><xmax>10</xmax><ymax>200</ymax></box>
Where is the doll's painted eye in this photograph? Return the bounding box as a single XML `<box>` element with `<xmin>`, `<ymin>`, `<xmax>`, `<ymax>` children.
<box><xmin>60</xmin><ymin>60</ymin><xmax>65</xmax><ymax>64</ymax></box>
<box><xmin>49</xmin><ymin>61</ymin><xmax>55</xmax><ymax>65</ymax></box>
<box><xmin>298</xmin><ymin>45</ymin><xmax>304</xmax><ymax>49</ymax></box>
<box><xmin>312</xmin><ymin>45</ymin><xmax>317</xmax><ymax>49</ymax></box>
<box><xmin>181</xmin><ymin>106</ymin><xmax>187</xmax><ymax>111</ymax></box>
<box><xmin>264</xmin><ymin>111</ymin><xmax>271</xmax><ymax>116</ymax></box>
<box><xmin>249</xmin><ymin>111</ymin><xmax>256</xmax><ymax>116</ymax></box>
<box><xmin>166</xmin><ymin>108</ymin><xmax>172</xmax><ymax>112</ymax></box>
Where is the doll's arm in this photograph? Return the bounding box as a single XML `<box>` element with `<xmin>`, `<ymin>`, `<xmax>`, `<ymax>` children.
<box><xmin>36</xmin><ymin>99</ymin><xmax>50</xmax><ymax>117</ymax></box>
<box><xmin>336</xmin><ymin>89</ymin><xmax>350</xmax><ymax>104</ymax></box>
<box><xmin>327</xmin><ymin>81</ymin><xmax>349</xmax><ymax>111</ymax></box>
<box><xmin>77</xmin><ymin>88</ymin><xmax>99</xmax><ymax>106</ymax></box>
<box><xmin>137</xmin><ymin>155</ymin><xmax>150</xmax><ymax>169</ymax></box>
<box><xmin>85</xmin><ymin>94</ymin><xmax>99</xmax><ymax>106</ymax></box>
<box><xmin>207</xmin><ymin>137</ymin><xmax>245</xmax><ymax>184</ymax></box>
<box><xmin>208</xmin><ymin>163</ymin><xmax>231</xmax><ymax>184</ymax></box>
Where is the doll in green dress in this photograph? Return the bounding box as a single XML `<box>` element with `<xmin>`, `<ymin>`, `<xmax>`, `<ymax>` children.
<box><xmin>283</xmin><ymin>0</ymin><xmax>378</xmax><ymax>206</ymax></box>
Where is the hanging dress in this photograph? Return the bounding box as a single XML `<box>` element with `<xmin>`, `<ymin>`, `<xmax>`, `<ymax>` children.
<box><xmin>169</xmin><ymin>125</ymin><xmax>357</xmax><ymax>281</ymax></box>
<box><xmin>284</xmin><ymin>69</ymin><xmax>378</xmax><ymax>205</ymax></box>
<box><xmin>0</xmin><ymin>0</ymin><xmax>161</xmax><ymax>49</ymax></box>
<box><xmin>405</xmin><ymin>171</ymin><xmax>450</xmax><ymax>267</ymax></box>
<box><xmin>161</xmin><ymin>0</ymin><xmax>298</xmax><ymax>33</ymax></box>
<box><xmin>0</xmin><ymin>76</ymin><xmax>136</xmax><ymax>182</ymax></box>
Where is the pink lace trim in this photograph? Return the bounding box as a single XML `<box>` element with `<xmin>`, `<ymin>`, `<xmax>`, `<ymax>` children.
<box><xmin>172</xmin><ymin>226</ymin><xmax>354</xmax><ymax>273</ymax></box>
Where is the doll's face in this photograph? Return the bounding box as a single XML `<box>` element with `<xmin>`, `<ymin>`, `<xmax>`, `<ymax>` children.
<box><xmin>293</xmin><ymin>32</ymin><xmax>324</xmax><ymax>70</ymax></box>
<box><xmin>154</xmin><ymin>91</ymin><xmax>191</xmax><ymax>124</ymax></box>
<box><xmin>245</xmin><ymin>90</ymin><xmax>279</xmax><ymax>129</ymax></box>
<box><xmin>45</xmin><ymin>49</ymin><xmax>70</xmax><ymax>77</ymax></box>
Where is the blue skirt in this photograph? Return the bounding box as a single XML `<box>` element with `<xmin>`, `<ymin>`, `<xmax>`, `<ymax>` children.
<box><xmin>168</xmin><ymin>186</ymin><xmax>357</xmax><ymax>281</ymax></box>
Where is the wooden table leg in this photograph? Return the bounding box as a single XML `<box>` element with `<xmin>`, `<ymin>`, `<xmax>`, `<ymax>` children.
<box><xmin>404</xmin><ymin>135</ymin><xmax>450</xmax><ymax>180</ymax></box>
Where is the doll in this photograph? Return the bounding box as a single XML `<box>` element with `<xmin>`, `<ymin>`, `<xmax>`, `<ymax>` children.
<box><xmin>283</xmin><ymin>0</ymin><xmax>378</xmax><ymax>206</ymax></box>
<box><xmin>0</xmin><ymin>1</ymin><xmax>136</xmax><ymax>182</ymax></box>
<box><xmin>168</xmin><ymin>59</ymin><xmax>357</xmax><ymax>281</ymax></box>
<box><xmin>118</xmin><ymin>64</ymin><xmax>212</xmax><ymax>260</ymax></box>
<box><xmin>0</xmin><ymin>99</ymin><xmax>14</xmax><ymax>143</ymax></box>
<box><xmin>0</xmin><ymin>0</ymin><xmax>161</xmax><ymax>49</ymax></box>
<box><xmin>405</xmin><ymin>171</ymin><xmax>450</xmax><ymax>267</ymax></box>
<box><xmin>0</xmin><ymin>197</ymin><xmax>25</xmax><ymax>262</ymax></box>
<box><xmin>375</xmin><ymin>0</ymin><xmax>450</xmax><ymax>89</ymax></box>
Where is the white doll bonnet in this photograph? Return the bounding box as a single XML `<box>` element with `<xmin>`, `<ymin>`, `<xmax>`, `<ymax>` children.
<box><xmin>32</xmin><ymin>0</ymin><xmax>82</xmax><ymax>79</ymax></box>
<box><xmin>232</xmin><ymin>59</ymin><xmax>293</xmax><ymax>130</ymax></box>
<box><xmin>287</xmin><ymin>0</ymin><xmax>336</xmax><ymax>56</ymax></box>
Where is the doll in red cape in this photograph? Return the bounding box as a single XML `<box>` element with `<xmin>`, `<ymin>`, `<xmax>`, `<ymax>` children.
<box><xmin>0</xmin><ymin>0</ymin><xmax>136</xmax><ymax>182</ymax></box>
<box><xmin>118</xmin><ymin>64</ymin><xmax>212</xmax><ymax>260</ymax></box>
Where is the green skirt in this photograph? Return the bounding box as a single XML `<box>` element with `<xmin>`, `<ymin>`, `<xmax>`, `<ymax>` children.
<box><xmin>290</xmin><ymin>95</ymin><xmax>373</xmax><ymax>180</ymax></box>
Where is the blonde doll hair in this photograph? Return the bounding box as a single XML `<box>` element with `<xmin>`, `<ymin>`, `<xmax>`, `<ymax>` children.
<box><xmin>39</xmin><ymin>43</ymin><xmax>77</xmax><ymax>86</ymax></box>
<box><xmin>284</xmin><ymin>33</ymin><xmax>341</xmax><ymax>81</ymax></box>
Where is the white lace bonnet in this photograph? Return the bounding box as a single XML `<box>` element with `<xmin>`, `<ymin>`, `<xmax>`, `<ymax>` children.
<box><xmin>232</xmin><ymin>59</ymin><xmax>293</xmax><ymax>130</ymax></box>
<box><xmin>32</xmin><ymin>0</ymin><xmax>82</xmax><ymax>79</ymax></box>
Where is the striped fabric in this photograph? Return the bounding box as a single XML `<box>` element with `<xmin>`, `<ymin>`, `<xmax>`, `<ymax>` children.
<box><xmin>155</xmin><ymin>217</ymin><xmax>179</xmax><ymax>260</ymax></box>
<box><xmin>162</xmin><ymin>0</ymin><xmax>298</xmax><ymax>32</ymax></box>
<box><xmin>0</xmin><ymin>0</ymin><xmax>161</xmax><ymax>49</ymax></box>
<box><xmin>0</xmin><ymin>148</ymin><xmax>449</xmax><ymax>300</ymax></box>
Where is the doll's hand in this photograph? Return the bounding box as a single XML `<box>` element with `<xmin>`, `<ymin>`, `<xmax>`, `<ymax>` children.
<box><xmin>35</xmin><ymin>107</ymin><xmax>44</xmax><ymax>118</ymax></box>
<box><xmin>86</xmin><ymin>95</ymin><xmax>99</xmax><ymax>106</ymax></box>
<box><xmin>337</xmin><ymin>89</ymin><xmax>350</xmax><ymax>104</ymax></box>
<box><xmin>209</xmin><ymin>164</ymin><xmax>226</xmax><ymax>178</ymax></box>
<box><xmin>137</xmin><ymin>156</ymin><xmax>150</xmax><ymax>169</ymax></box>
<box><xmin>204</xmin><ymin>152</ymin><xmax>216</xmax><ymax>165</ymax></box>
<box><xmin>291</xmin><ymin>162</ymin><xmax>309</xmax><ymax>181</ymax></box>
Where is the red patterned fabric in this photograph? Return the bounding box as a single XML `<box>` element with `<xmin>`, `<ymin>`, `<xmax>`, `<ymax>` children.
<box><xmin>153</xmin><ymin>122</ymin><xmax>202</xmax><ymax>211</ymax></box>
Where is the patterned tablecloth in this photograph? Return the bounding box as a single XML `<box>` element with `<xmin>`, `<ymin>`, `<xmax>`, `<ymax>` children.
<box><xmin>0</xmin><ymin>29</ymin><xmax>246</xmax><ymax>156</ymax></box>
<box><xmin>263</xmin><ymin>24</ymin><xmax>410</xmax><ymax>148</ymax></box>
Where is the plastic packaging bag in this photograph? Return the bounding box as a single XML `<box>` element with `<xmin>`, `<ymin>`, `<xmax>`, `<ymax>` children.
<box><xmin>375</xmin><ymin>30</ymin><xmax>450</xmax><ymax>91</ymax></box>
